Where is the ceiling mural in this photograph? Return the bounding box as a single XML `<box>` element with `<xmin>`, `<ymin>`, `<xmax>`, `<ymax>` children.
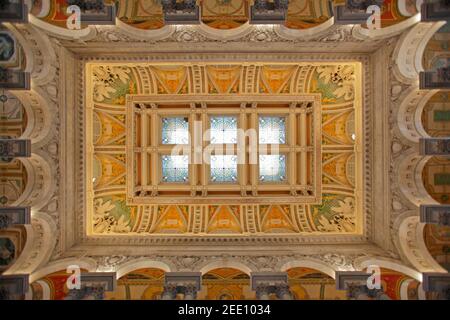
<box><xmin>424</xmin><ymin>224</ymin><xmax>450</xmax><ymax>272</ymax></box>
<box><xmin>287</xmin><ymin>267</ymin><xmax>347</xmax><ymax>300</ymax></box>
<box><xmin>423</xmin><ymin>25</ymin><xmax>450</xmax><ymax>72</ymax></box>
<box><xmin>198</xmin><ymin>268</ymin><xmax>254</xmax><ymax>300</ymax></box>
<box><xmin>86</xmin><ymin>62</ymin><xmax>362</xmax><ymax>236</ymax></box>
<box><xmin>105</xmin><ymin>268</ymin><xmax>165</xmax><ymax>300</ymax></box>
<box><xmin>0</xmin><ymin>91</ymin><xmax>28</xmax><ymax>207</ymax></box>
<box><xmin>285</xmin><ymin>0</ymin><xmax>333</xmax><ymax>30</ymax></box>
<box><xmin>116</xmin><ymin>0</ymin><xmax>164</xmax><ymax>30</ymax></box>
<box><xmin>201</xmin><ymin>0</ymin><xmax>249</xmax><ymax>30</ymax></box>
<box><xmin>422</xmin><ymin>156</ymin><xmax>450</xmax><ymax>205</ymax></box>
<box><xmin>421</xmin><ymin>91</ymin><xmax>450</xmax><ymax>138</ymax></box>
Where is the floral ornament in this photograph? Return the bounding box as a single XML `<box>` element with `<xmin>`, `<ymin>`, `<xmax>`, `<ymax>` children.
<box><xmin>92</xmin><ymin>66</ymin><xmax>131</xmax><ymax>102</ymax></box>
<box><xmin>93</xmin><ymin>198</ymin><xmax>131</xmax><ymax>233</ymax></box>
<box><xmin>316</xmin><ymin>65</ymin><xmax>355</xmax><ymax>101</ymax></box>
<box><xmin>317</xmin><ymin>197</ymin><xmax>355</xmax><ymax>232</ymax></box>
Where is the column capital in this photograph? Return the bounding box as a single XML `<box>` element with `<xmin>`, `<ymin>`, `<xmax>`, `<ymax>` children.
<box><xmin>251</xmin><ymin>272</ymin><xmax>292</xmax><ymax>300</ymax></box>
<box><xmin>0</xmin><ymin>139</ymin><xmax>31</xmax><ymax>161</ymax></box>
<box><xmin>335</xmin><ymin>271</ymin><xmax>389</xmax><ymax>300</ymax></box>
<box><xmin>422</xmin><ymin>273</ymin><xmax>450</xmax><ymax>300</ymax></box>
<box><xmin>420</xmin><ymin>205</ymin><xmax>450</xmax><ymax>226</ymax></box>
<box><xmin>0</xmin><ymin>274</ymin><xmax>29</xmax><ymax>300</ymax></box>
<box><xmin>0</xmin><ymin>207</ymin><xmax>31</xmax><ymax>229</ymax></box>
<box><xmin>419</xmin><ymin>138</ymin><xmax>450</xmax><ymax>156</ymax></box>
<box><xmin>163</xmin><ymin>272</ymin><xmax>202</xmax><ymax>300</ymax></box>
<box><xmin>0</xmin><ymin>1</ymin><xmax>28</xmax><ymax>23</ymax></box>
<box><xmin>65</xmin><ymin>272</ymin><xmax>116</xmax><ymax>300</ymax></box>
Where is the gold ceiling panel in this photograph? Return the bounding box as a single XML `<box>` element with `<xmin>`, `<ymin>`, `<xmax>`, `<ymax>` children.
<box><xmin>85</xmin><ymin>62</ymin><xmax>363</xmax><ymax>236</ymax></box>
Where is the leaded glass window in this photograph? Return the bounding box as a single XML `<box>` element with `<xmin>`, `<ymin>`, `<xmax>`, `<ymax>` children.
<box><xmin>161</xmin><ymin>117</ymin><xmax>189</xmax><ymax>145</ymax></box>
<box><xmin>210</xmin><ymin>116</ymin><xmax>238</xmax><ymax>144</ymax></box>
<box><xmin>210</xmin><ymin>155</ymin><xmax>238</xmax><ymax>183</ymax></box>
<box><xmin>259</xmin><ymin>116</ymin><xmax>286</xmax><ymax>144</ymax></box>
<box><xmin>161</xmin><ymin>155</ymin><xmax>189</xmax><ymax>182</ymax></box>
<box><xmin>259</xmin><ymin>155</ymin><xmax>286</xmax><ymax>182</ymax></box>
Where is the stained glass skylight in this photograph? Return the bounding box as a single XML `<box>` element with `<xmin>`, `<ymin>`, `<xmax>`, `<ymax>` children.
<box><xmin>210</xmin><ymin>116</ymin><xmax>238</xmax><ymax>144</ymax></box>
<box><xmin>259</xmin><ymin>116</ymin><xmax>286</xmax><ymax>144</ymax></box>
<box><xmin>161</xmin><ymin>155</ymin><xmax>189</xmax><ymax>183</ymax></box>
<box><xmin>161</xmin><ymin>117</ymin><xmax>189</xmax><ymax>145</ymax></box>
<box><xmin>259</xmin><ymin>155</ymin><xmax>286</xmax><ymax>182</ymax></box>
<box><xmin>210</xmin><ymin>155</ymin><xmax>238</xmax><ymax>183</ymax></box>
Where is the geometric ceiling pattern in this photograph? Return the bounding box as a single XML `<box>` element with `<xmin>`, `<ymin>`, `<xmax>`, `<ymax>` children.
<box><xmin>87</xmin><ymin>62</ymin><xmax>362</xmax><ymax>235</ymax></box>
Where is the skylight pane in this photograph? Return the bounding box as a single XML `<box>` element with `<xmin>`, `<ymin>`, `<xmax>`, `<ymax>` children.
<box><xmin>161</xmin><ymin>155</ymin><xmax>189</xmax><ymax>183</ymax></box>
<box><xmin>259</xmin><ymin>116</ymin><xmax>286</xmax><ymax>144</ymax></box>
<box><xmin>259</xmin><ymin>155</ymin><xmax>286</xmax><ymax>182</ymax></box>
<box><xmin>161</xmin><ymin>117</ymin><xmax>189</xmax><ymax>145</ymax></box>
<box><xmin>210</xmin><ymin>155</ymin><xmax>238</xmax><ymax>183</ymax></box>
<box><xmin>210</xmin><ymin>116</ymin><xmax>237</xmax><ymax>144</ymax></box>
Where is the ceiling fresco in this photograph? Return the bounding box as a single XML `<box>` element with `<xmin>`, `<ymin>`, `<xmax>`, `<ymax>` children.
<box><xmin>85</xmin><ymin>62</ymin><xmax>363</xmax><ymax>236</ymax></box>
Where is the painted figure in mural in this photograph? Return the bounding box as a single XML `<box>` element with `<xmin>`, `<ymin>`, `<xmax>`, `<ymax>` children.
<box><xmin>0</xmin><ymin>238</ymin><xmax>15</xmax><ymax>266</ymax></box>
<box><xmin>0</xmin><ymin>33</ymin><xmax>15</xmax><ymax>62</ymax></box>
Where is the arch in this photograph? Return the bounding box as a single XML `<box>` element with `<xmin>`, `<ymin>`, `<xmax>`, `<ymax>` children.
<box><xmin>198</xmin><ymin>259</ymin><xmax>254</xmax><ymax>275</ymax></box>
<box><xmin>423</xmin><ymin>223</ymin><xmax>450</xmax><ymax>271</ymax></box>
<box><xmin>422</xmin><ymin>156</ymin><xmax>450</xmax><ymax>204</ymax></box>
<box><xmin>354</xmin><ymin>256</ymin><xmax>422</xmax><ymax>281</ymax></box>
<box><xmin>4</xmin><ymin>212</ymin><xmax>57</xmax><ymax>277</ymax></box>
<box><xmin>29</xmin><ymin>257</ymin><xmax>98</xmax><ymax>283</ymax></box>
<box><xmin>28</xmin><ymin>15</ymin><xmax>97</xmax><ymax>41</ymax></box>
<box><xmin>0</xmin><ymin>158</ymin><xmax>28</xmax><ymax>207</ymax></box>
<box><xmin>353</xmin><ymin>13</ymin><xmax>421</xmax><ymax>41</ymax></box>
<box><xmin>392</xmin><ymin>20</ymin><xmax>446</xmax><ymax>83</ymax></box>
<box><xmin>115</xmin><ymin>258</ymin><xmax>171</xmax><ymax>279</ymax></box>
<box><xmin>421</xmin><ymin>91</ymin><xmax>450</xmax><ymax>138</ymax></box>
<box><xmin>9</xmin><ymin>89</ymin><xmax>55</xmax><ymax>146</ymax></box>
<box><xmin>395</xmin><ymin>214</ymin><xmax>447</xmax><ymax>273</ymax></box>
<box><xmin>115</xmin><ymin>19</ymin><xmax>175</xmax><ymax>41</ymax></box>
<box><xmin>6</xmin><ymin>23</ymin><xmax>57</xmax><ymax>85</ymax></box>
<box><xmin>397</xmin><ymin>88</ymin><xmax>436</xmax><ymax>143</ymax></box>
<box><xmin>279</xmin><ymin>259</ymin><xmax>336</xmax><ymax>279</ymax></box>
<box><xmin>12</xmin><ymin>153</ymin><xmax>55</xmax><ymax>211</ymax></box>
<box><xmin>397</xmin><ymin>152</ymin><xmax>438</xmax><ymax>207</ymax></box>
<box><xmin>274</xmin><ymin>18</ymin><xmax>335</xmax><ymax>41</ymax></box>
<box><xmin>196</xmin><ymin>22</ymin><xmax>253</xmax><ymax>41</ymax></box>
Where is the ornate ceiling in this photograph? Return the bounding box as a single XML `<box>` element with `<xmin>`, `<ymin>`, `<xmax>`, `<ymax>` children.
<box><xmin>0</xmin><ymin>0</ymin><xmax>449</xmax><ymax>301</ymax></box>
<box><xmin>85</xmin><ymin>62</ymin><xmax>362</xmax><ymax>236</ymax></box>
